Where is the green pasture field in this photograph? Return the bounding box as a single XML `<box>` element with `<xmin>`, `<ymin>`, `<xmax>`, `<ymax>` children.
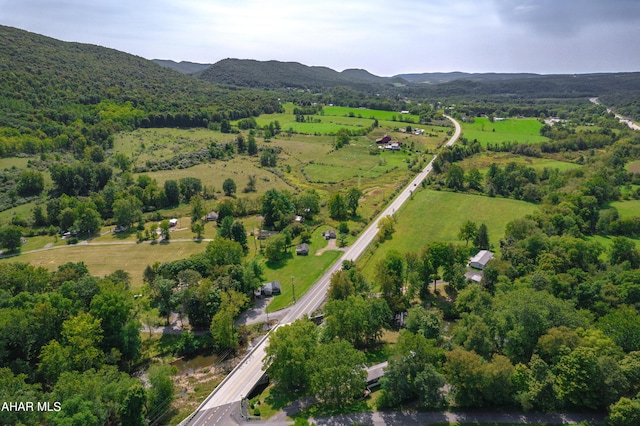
<box><xmin>114</xmin><ymin>128</ymin><xmax>231</xmax><ymax>167</ymax></box>
<box><xmin>619</xmin><ymin>184</ymin><xmax>640</xmax><ymax>197</ymax></box>
<box><xmin>588</xmin><ymin>235</ymin><xmax>640</xmax><ymax>253</ymax></box>
<box><xmin>368</xmin><ymin>126</ymin><xmax>449</xmax><ymax>153</ymax></box>
<box><xmin>0</xmin><ymin>157</ymin><xmax>32</xmax><ymax>170</ymax></box>
<box><xmin>458</xmin><ymin>151</ymin><xmax>581</xmax><ymax>174</ymax></box>
<box><xmin>254</xmin><ymin>114</ymin><xmax>374</xmax><ymax>135</ymax></box>
<box><xmin>7</xmin><ymin>240</ymin><xmax>208</xmax><ymax>289</ymax></box>
<box><xmin>263</xmin><ymin>226</ymin><xmax>343</xmax><ymax>312</ymax></box>
<box><xmin>0</xmin><ymin>201</ymin><xmax>37</xmax><ymax>223</ymax></box>
<box><xmin>322</xmin><ymin>106</ymin><xmax>420</xmax><ymax>123</ymax></box>
<box><xmin>271</xmin><ymin>135</ymin><xmax>334</xmax><ymax>159</ymax></box>
<box><xmin>627</xmin><ymin>160</ymin><xmax>640</xmax><ymax>173</ymax></box>
<box><xmin>461</xmin><ymin>117</ymin><xmax>549</xmax><ymax>146</ymax></box>
<box><xmin>136</xmin><ymin>158</ymin><xmax>293</xmax><ymax>195</ymax></box>
<box><xmin>359</xmin><ymin>189</ymin><xmax>538</xmax><ymax>279</ymax></box>
<box><xmin>609</xmin><ymin>199</ymin><xmax>640</xmax><ymax>217</ymax></box>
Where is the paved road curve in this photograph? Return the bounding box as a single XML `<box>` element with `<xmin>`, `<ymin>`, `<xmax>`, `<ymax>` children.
<box><xmin>182</xmin><ymin>116</ymin><xmax>462</xmax><ymax>425</ymax></box>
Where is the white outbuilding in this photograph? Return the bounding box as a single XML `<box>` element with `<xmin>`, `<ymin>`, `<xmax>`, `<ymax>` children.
<box><xmin>469</xmin><ymin>250</ymin><xmax>494</xmax><ymax>269</ymax></box>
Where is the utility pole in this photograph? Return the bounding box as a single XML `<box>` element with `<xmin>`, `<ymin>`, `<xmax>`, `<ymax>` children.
<box><xmin>291</xmin><ymin>276</ymin><xmax>296</xmax><ymax>304</ymax></box>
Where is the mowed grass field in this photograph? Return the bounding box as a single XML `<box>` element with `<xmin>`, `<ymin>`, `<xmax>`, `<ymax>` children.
<box><xmin>461</xmin><ymin>117</ymin><xmax>549</xmax><ymax>146</ymax></box>
<box><xmin>9</xmin><ymin>240</ymin><xmax>208</xmax><ymax>290</ymax></box>
<box><xmin>136</xmin><ymin>158</ymin><xmax>292</xmax><ymax>195</ymax></box>
<box><xmin>627</xmin><ymin>160</ymin><xmax>640</xmax><ymax>173</ymax></box>
<box><xmin>609</xmin><ymin>199</ymin><xmax>640</xmax><ymax>217</ymax></box>
<box><xmin>359</xmin><ymin>189</ymin><xmax>538</xmax><ymax>279</ymax></box>
<box><xmin>322</xmin><ymin>106</ymin><xmax>420</xmax><ymax>123</ymax></box>
<box><xmin>251</xmin><ymin>226</ymin><xmax>345</xmax><ymax>312</ymax></box>
<box><xmin>114</xmin><ymin>128</ymin><xmax>227</xmax><ymax>165</ymax></box>
<box><xmin>458</xmin><ymin>151</ymin><xmax>582</xmax><ymax>174</ymax></box>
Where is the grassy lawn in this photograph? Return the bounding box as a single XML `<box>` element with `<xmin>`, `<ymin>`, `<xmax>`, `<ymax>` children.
<box><xmin>7</xmin><ymin>240</ymin><xmax>208</xmax><ymax>290</ymax></box>
<box><xmin>135</xmin><ymin>157</ymin><xmax>293</xmax><ymax>195</ymax></box>
<box><xmin>609</xmin><ymin>199</ymin><xmax>640</xmax><ymax>217</ymax></box>
<box><xmin>458</xmin><ymin>151</ymin><xmax>581</xmax><ymax>174</ymax></box>
<box><xmin>263</xmin><ymin>227</ymin><xmax>343</xmax><ymax>312</ymax></box>
<box><xmin>461</xmin><ymin>117</ymin><xmax>549</xmax><ymax>147</ymax></box>
<box><xmin>587</xmin><ymin>235</ymin><xmax>640</xmax><ymax>253</ymax></box>
<box><xmin>626</xmin><ymin>160</ymin><xmax>640</xmax><ymax>173</ymax></box>
<box><xmin>323</xmin><ymin>106</ymin><xmax>420</xmax><ymax>123</ymax></box>
<box><xmin>360</xmin><ymin>189</ymin><xmax>539</xmax><ymax>279</ymax></box>
<box><xmin>114</xmin><ymin>127</ymin><xmax>226</xmax><ymax>164</ymax></box>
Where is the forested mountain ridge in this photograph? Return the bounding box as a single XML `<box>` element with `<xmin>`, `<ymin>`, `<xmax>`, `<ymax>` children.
<box><xmin>152</xmin><ymin>59</ymin><xmax>212</xmax><ymax>74</ymax></box>
<box><xmin>197</xmin><ymin>58</ymin><xmax>403</xmax><ymax>90</ymax></box>
<box><xmin>0</xmin><ymin>25</ymin><xmax>282</xmax><ymax>156</ymax></box>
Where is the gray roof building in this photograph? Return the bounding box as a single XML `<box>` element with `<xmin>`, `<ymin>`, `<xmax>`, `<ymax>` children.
<box><xmin>469</xmin><ymin>250</ymin><xmax>494</xmax><ymax>269</ymax></box>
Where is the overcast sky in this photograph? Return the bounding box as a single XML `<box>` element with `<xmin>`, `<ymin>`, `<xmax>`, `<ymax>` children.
<box><xmin>2</xmin><ymin>0</ymin><xmax>640</xmax><ymax>76</ymax></box>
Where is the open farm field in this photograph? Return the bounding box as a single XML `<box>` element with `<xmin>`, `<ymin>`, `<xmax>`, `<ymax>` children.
<box><xmin>322</xmin><ymin>106</ymin><xmax>420</xmax><ymax>123</ymax></box>
<box><xmin>0</xmin><ymin>157</ymin><xmax>32</xmax><ymax>169</ymax></box>
<box><xmin>461</xmin><ymin>117</ymin><xmax>549</xmax><ymax>146</ymax></box>
<box><xmin>359</xmin><ymin>189</ymin><xmax>538</xmax><ymax>279</ymax></box>
<box><xmin>588</xmin><ymin>235</ymin><xmax>640</xmax><ymax>252</ymax></box>
<box><xmin>7</xmin><ymin>240</ymin><xmax>208</xmax><ymax>289</ymax></box>
<box><xmin>627</xmin><ymin>160</ymin><xmax>640</xmax><ymax>173</ymax></box>
<box><xmin>114</xmin><ymin>127</ymin><xmax>228</xmax><ymax>167</ymax></box>
<box><xmin>259</xmin><ymin>115</ymin><xmax>373</xmax><ymax>135</ymax></box>
<box><xmin>136</xmin><ymin>157</ymin><xmax>293</xmax><ymax>194</ymax></box>
<box><xmin>458</xmin><ymin>151</ymin><xmax>581</xmax><ymax>174</ymax></box>
<box><xmin>619</xmin><ymin>184</ymin><xmax>640</xmax><ymax>197</ymax></box>
<box><xmin>609</xmin><ymin>199</ymin><xmax>640</xmax><ymax>217</ymax></box>
<box><xmin>369</xmin><ymin>126</ymin><xmax>449</xmax><ymax>152</ymax></box>
<box><xmin>0</xmin><ymin>201</ymin><xmax>37</xmax><ymax>223</ymax></box>
<box><xmin>272</xmin><ymin>136</ymin><xmax>334</xmax><ymax>166</ymax></box>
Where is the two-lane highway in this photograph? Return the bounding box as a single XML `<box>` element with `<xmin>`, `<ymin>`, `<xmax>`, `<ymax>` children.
<box><xmin>183</xmin><ymin>116</ymin><xmax>461</xmax><ymax>425</ymax></box>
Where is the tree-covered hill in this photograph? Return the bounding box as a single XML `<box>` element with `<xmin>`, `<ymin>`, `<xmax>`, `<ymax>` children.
<box><xmin>197</xmin><ymin>58</ymin><xmax>400</xmax><ymax>90</ymax></box>
<box><xmin>197</xmin><ymin>57</ymin><xmax>640</xmax><ymax>103</ymax></box>
<box><xmin>0</xmin><ymin>25</ymin><xmax>281</xmax><ymax>156</ymax></box>
<box><xmin>152</xmin><ymin>59</ymin><xmax>212</xmax><ymax>74</ymax></box>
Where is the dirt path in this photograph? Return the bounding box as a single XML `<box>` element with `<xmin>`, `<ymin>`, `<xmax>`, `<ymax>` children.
<box><xmin>315</xmin><ymin>238</ymin><xmax>344</xmax><ymax>256</ymax></box>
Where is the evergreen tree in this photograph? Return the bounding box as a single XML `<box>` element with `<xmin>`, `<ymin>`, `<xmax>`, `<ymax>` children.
<box><xmin>474</xmin><ymin>223</ymin><xmax>490</xmax><ymax>250</ymax></box>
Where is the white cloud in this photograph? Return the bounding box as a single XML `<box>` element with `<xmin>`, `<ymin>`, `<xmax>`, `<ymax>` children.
<box><xmin>1</xmin><ymin>0</ymin><xmax>639</xmax><ymax>73</ymax></box>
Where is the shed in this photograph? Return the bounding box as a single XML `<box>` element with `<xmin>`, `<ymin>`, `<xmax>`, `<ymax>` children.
<box><xmin>261</xmin><ymin>281</ymin><xmax>281</xmax><ymax>296</ymax></box>
<box><xmin>469</xmin><ymin>250</ymin><xmax>494</xmax><ymax>269</ymax></box>
<box><xmin>205</xmin><ymin>211</ymin><xmax>218</xmax><ymax>222</ymax></box>
<box><xmin>296</xmin><ymin>243</ymin><xmax>309</xmax><ymax>256</ymax></box>
<box><xmin>257</xmin><ymin>230</ymin><xmax>278</xmax><ymax>240</ymax></box>
<box><xmin>261</xmin><ymin>282</ymin><xmax>273</xmax><ymax>296</ymax></box>
<box><xmin>169</xmin><ymin>218</ymin><xmax>178</xmax><ymax>227</ymax></box>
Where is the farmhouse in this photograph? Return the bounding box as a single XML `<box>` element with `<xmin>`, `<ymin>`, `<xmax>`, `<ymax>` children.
<box><xmin>469</xmin><ymin>250</ymin><xmax>494</xmax><ymax>269</ymax></box>
<box><xmin>322</xmin><ymin>229</ymin><xmax>336</xmax><ymax>240</ymax></box>
<box><xmin>375</xmin><ymin>134</ymin><xmax>392</xmax><ymax>144</ymax></box>
<box><xmin>384</xmin><ymin>142</ymin><xmax>401</xmax><ymax>151</ymax></box>
<box><xmin>296</xmin><ymin>243</ymin><xmax>309</xmax><ymax>256</ymax></box>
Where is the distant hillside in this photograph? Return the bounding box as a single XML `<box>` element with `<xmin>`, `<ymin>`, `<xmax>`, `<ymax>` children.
<box><xmin>198</xmin><ymin>58</ymin><xmax>402</xmax><ymax>89</ymax></box>
<box><xmin>153</xmin><ymin>59</ymin><xmax>212</xmax><ymax>74</ymax></box>
<box><xmin>395</xmin><ymin>72</ymin><xmax>540</xmax><ymax>84</ymax></box>
<box><xmin>409</xmin><ymin>72</ymin><xmax>640</xmax><ymax>99</ymax></box>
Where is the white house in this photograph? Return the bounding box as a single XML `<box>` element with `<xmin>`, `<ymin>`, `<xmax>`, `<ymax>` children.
<box><xmin>469</xmin><ymin>250</ymin><xmax>494</xmax><ymax>269</ymax></box>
